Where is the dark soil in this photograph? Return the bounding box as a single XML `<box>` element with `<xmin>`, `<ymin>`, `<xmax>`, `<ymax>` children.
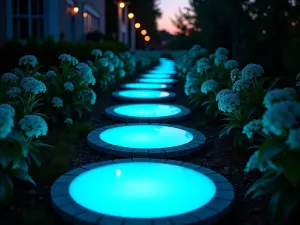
<box><xmin>1</xmin><ymin>74</ymin><xmax>285</xmax><ymax>225</ymax></box>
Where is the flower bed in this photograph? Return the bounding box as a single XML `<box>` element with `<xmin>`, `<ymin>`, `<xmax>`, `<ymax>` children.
<box><xmin>177</xmin><ymin>45</ymin><xmax>300</xmax><ymax>220</ymax></box>
<box><xmin>0</xmin><ymin>50</ymin><xmax>158</xmax><ymax>204</ymax></box>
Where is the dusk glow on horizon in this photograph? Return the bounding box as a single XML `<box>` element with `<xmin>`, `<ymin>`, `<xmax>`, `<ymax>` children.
<box><xmin>157</xmin><ymin>0</ymin><xmax>189</xmax><ymax>34</ymax></box>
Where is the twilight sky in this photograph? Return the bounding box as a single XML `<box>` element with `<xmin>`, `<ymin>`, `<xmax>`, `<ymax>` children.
<box><xmin>157</xmin><ymin>0</ymin><xmax>190</xmax><ymax>34</ymax></box>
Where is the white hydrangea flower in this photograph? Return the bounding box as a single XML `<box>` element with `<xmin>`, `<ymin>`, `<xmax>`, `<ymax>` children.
<box><xmin>118</xmin><ymin>69</ymin><xmax>126</xmax><ymax>78</ymax></box>
<box><xmin>218</xmin><ymin>93</ymin><xmax>241</xmax><ymax>113</ymax></box>
<box><xmin>1</xmin><ymin>73</ymin><xmax>19</xmax><ymax>84</ymax></box>
<box><xmin>59</xmin><ymin>54</ymin><xmax>78</xmax><ymax>66</ymax></box>
<box><xmin>52</xmin><ymin>97</ymin><xmax>63</xmax><ymax>108</ymax></box>
<box><xmin>286</xmin><ymin>128</ymin><xmax>300</xmax><ymax>150</ymax></box>
<box><xmin>232</xmin><ymin>79</ymin><xmax>252</xmax><ymax>92</ymax></box>
<box><xmin>45</xmin><ymin>70</ymin><xmax>56</xmax><ymax>77</ymax></box>
<box><xmin>19</xmin><ymin>115</ymin><xmax>48</xmax><ymax>138</ymax></box>
<box><xmin>215</xmin><ymin>47</ymin><xmax>230</xmax><ymax>56</ymax></box>
<box><xmin>0</xmin><ymin>104</ymin><xmax>15</xmax><ymax>139</ymax></box>
<box><xmin>104</xmin><ymin>51</ymin><xmax>114</xmax><ymax>59</ymax></box>
<box><xmin>91</xmin><ymin>49</ymin><xmax>103</xmax><ymax>57</ymax></box>
<box><xmin>244</xmin><ymin>151</ymin><xmax>269</xmax><ymax>173</ymax></box>
<box><xmin>21</xmin><ymin>77</ymin><xmax>47</xmax><ymax>95</ymax></box>
<box><xmin>216</xmin><ymin>89</ymin><xmax>234</xmax><ymax>101</ymax></box>
<box><xmin>6</xmin><ymin>87</ymin><xmax>21</xmax><ymax>99</ymax></box>
<box><xmin>243</xmin><ymin>119</ymin><xmax>262</xmax><ymax>139</ymax></box>
<box><xmin>64</xmin><ymin>82</ymin><xmax>74</xmax><ymax>92</ymax></box>
<box><xmin>262</xmin><ymin>101</ymin><xmax>300</xmax><ymax>136</ymax></box>
<box><xmin>108</xmin><ymin>63</ymin><xmax>115</xmax><ymax>73</ymax></box>
<box><xmin>198</xmin><ymin>57</ymin><xmax>210</xmax><ymax>64</ymax></box>
<box><xmin>241</xmin><ymin>64</ymin><xmax>264</xmax><ymax>80</ymax></box>
<box><xmin>18</xmin><ymin>55</ymin><xmax>38</xmax><ymax>68</ymax></box>
<box><xmin>214</xmin><ymin>54</ymin><xmax>228</xmax><ymax>66</ymax></box>
<box><xmin>209</xmin><ymin>54</ymin><xmax>215</xmax><ymax>59</ymax></box>
<box><xmin>283</xmin><ymin>87</ymin><xmax>297</xmax><ymax>98</ymax></box>
<box><xmin>263</xmin><ymin>89</ymin><xmax>297</xmax><ymax>109</ymax></box>
<box><xmin>230</xmin><ymin>69</ymin><xmax>241</xmax><ymax>83</ymax></box>
<box><xmin>201</xmin><ymin>80</ymin><xmax>218</xmax><ymax>94</ymax></box>
<box><xmin>225</xmin><ymin>60</ymin><xmax>239</xmax><ymax>70</ymax></box>
<box><xmin>64</xmin><ymin>118</ymin><xmax>73</xmax><ymax>124</ymax></box>
<box><xmin>196</xmin><ymin>61</ymin><xmax>211</xmax><ymax>75</ymax></box>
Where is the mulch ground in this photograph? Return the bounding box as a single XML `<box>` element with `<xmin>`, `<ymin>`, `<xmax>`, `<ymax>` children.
<box><xmin>1</xmin><ymin>73</ymin><xmax>285</xmax><ymax>225</ymax></box>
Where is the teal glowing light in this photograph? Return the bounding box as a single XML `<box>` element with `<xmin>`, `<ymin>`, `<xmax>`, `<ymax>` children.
<box><xmin>141</xmin><ymin>74</ymin><xmax>173</xmax><ymax>79</ymax></box>
<box><xmin>114</xmin><ymin>104</ymin><xmax>182</xmax><ymax>118</ymax></box>
<box><xmin>122</xmin><ymin>83</ymin><xmax>168</xmax><ymax>89</ymax></box>
<box><xmin>69</xmin><ymin>162</ymin><xmax>216</xmax><ymax>218</ymax></box>
<box><xmin>118</xmin><ymin>90</ymin><xmax>170</xmax><ymax>98</ymax></box>
<box><xmin>137</xmin><ymin>78</ymin><xmax>177</xmax><ymax>84</ymax></box>
<box><xmin>148</xmin><ymin>70</ymin><xmax>176</xmax><ymax>74</ymax></box>
<box><xmin>100</xmin><ymin>125</ymin><xmax>193</xmax><ymax>148</ymax></box>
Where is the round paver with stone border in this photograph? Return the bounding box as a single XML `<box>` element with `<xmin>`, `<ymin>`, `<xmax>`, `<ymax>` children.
<box><xmin>120</xmin><ymin>83</ymin><xmax>172</xmax><ymax>90</ymax></box>
<box><xmin>112</xmin><ymin>90</ymin><xmax>176</xmax><ymax>103</ymax></box>
<box><xmin>51</xmin><ymin>158</ymin><xmax>235</xmax><ymax>225</ymax></box>
<box><xmin>136</xmin><ymin>78</ymin><xmax>178</xmax><ymax>84</ymax></box>
<box><xmin>104</xmin><ymin>104</ymin><xmax>191</xmax><ymax>123</ymax></box>
<box><xmin>87</xmin><ymin>123</ymin><xmax>206</xmax><ymax>158</ymax></box>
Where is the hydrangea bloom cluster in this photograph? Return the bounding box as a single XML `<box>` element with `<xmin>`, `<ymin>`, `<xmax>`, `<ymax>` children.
<box><xmin>214</xmin><ymin>54</ymin><xmax>228</xmax><ymax>66</ymax></box>
<box><xmin>64</xmin><ymin>118</ymin><xmax>73</xmax><ymax>124</ymax></box>
<box><xmin>21</xmin><ymin>77</ymin><xmax>47</xmax><ymax>95</ymax></box>
<box><xmin>242</xmin><ymin>119</ymin><xmax>262</xmax><ymax>139</ymax></box>
<box><xmin>52</xmin><ymin>97</ymin><xmax>63</xmax><ymax>108</ymax></box>
<box><xmin>209</xmin><ymin>54</ymin><xmax>215</xmax><ymax>59</ymax></box>
<box><xmin>108</xmin><ymin>63</ymin><xmax>115</xmax><ymax>73</ymax></box>
<box><xmin>58</xmin><ymin>54</ymin><xmax>78</xmax><ymax>66</ymax></box>
<box><xmin>118</xmin><ymin>69</ymin><xmax>126</xmax><ymax>78</ymax></box>
<box><xmin>196</xmin><ymin>61</ymin><xmax>211</xmax><ymax>75</ymax></box>
<box><xmin>230</xmin><ymin>69</ymin><xmax>241</xmax><ymax>83</ymax></box>
<box><xmin>104</xmin><ymin>51</ymin><xmax>114</xmax><ymax>59</ymax></box>
<box><xmin>201</xmin><ymin>79</ymin><xmax>218</xmax><ymax>94</ymax></box>
<box><xmin>216</xmin><ymin>89</ymin><xmax>234</xmax><ymax>101</ymax></box>
<box><xmin>111</xmin><ymin>56</ymin><xmax>120</xmax><ymax>68</ymax></box>
<box><xmin>19</xmin><ymin>115</ymin><xmax>48</xmax><ymax>138</ymax></box>
<box><xmin>263</xmin><ymin>88</ymin><xmax>297</xmax><ymax>109</ymax></box>
<box><xmin>45</xmin><ymin>70</ymin><xmax>56</xmax><ymax>77</ymax></box>
<box><xmin>0</xmin><ymin>104</ymin><xmax>15</xmax><ymax>139</ymax></box>
<box><xmin>76</xmin><ymin>63</ymin><xmax>96</xmax><ymax>85</ymax></box>
<box><xmin>184</xmin><ymin>68</ymin><xmax>200</xmax><ymax>95</ymax></box>
<box><xmin>97</xmin><ymin>58</ymin><xmax>109</xmax><ymax>68</ymax></box>
<box><xmin>91</xmin><ymin>49</ymin><xmax>103</xmax><ymax>57</ymax></box>
<box><xmin>218</xmin><ymin>93</ymin><xmax>241</xmax><ymax>113</ymax></box>
<box><xmin>244</xmin><ymin>151</ymin><xmax>269</xmax><ymax>173</ymax></box>
<box><xmin>224</xmin><ymin>60</ymin><xmax>239</xmax><ymax>70</ymax></box>
<box><xmin>286</xmin><ymin>128</ymin><xmax>300</xmax><ymax>150</ymax></box>
<box><xmin>1</xmin><ymin>73</ymin><xmax>19</xmax><ymax>84</ymax></box>
<box><xmin>198</xmin><ymin>58</ymin><xmax>210</xmax><ymax>64</ymax></box>
<box><xmin>215</xmin><ymin>47</ymin><xmax>229</xmax><ymax>56</ymax></box>
<box><xmin>89</xmin><ymin>90</ymin><xmax>97</xmax><ymax>105</ymax></box>
<box><xmin>241</xmin><ymin>64</ymin><xmax>264</xmax><ymax>80</ymax></box>
<box><xmin>232</xmin><ymin>79</ymin><xmax>252</xmax><ymax>92</ymax></box>
<box><xmin>18</xmin><ymin>55</ymin><xmax>38</xmax><ymax>68</ymax></box>
<box><xmin>64</xmin><ymin>82</ymin><xmax>74</xmax><ymax>92</ymax></box>
<box><xmin>6</xmin><ymin>87</ymin><xmax>21</xmax><ymax>99</ymax></box>
<box><xmin>261</xmin><ymin>101</ymin><xmax>300</xmax><ymax>136</ymax></box>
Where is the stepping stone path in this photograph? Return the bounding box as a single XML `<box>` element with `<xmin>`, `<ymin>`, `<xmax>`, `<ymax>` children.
<box><xmin>51</xmin><ymin>58</ymin><xmax>235</xmax><ymax>225</ymax></box>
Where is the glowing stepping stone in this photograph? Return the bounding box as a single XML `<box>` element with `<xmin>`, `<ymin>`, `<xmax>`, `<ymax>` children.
<box><xmin>51</xmin><ymin>159</ymin><xmax>234</xmax><ymax>225</ymax></box>
<box><xmin>120</xmin><ymin>83</ymin><xmax>171</xmax><ymax>90</ymax></box>
<box><xmin>112</xmin><ymin>90</ymin><xmax>176</xmax><ymax>103</ymax></box>
<box><xmin>87</xmin><ymin>124</ymin><xmax>206</xmax><ymax>158</ymax></box>
<box><xmin>136</xmin><ymin>78</ymin><xmax>178</xmax><ymax>84</ymax></box>
<box><xmin>105</xmin><ymin>103</ymin><xmax>190</xmax><ymax>122</ymax></box>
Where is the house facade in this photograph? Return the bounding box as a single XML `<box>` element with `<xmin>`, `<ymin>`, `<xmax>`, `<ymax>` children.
<box><xmin>0</xmin><ymin>0</ymin><xmax>106</xmax><ymax>44</ymax></box>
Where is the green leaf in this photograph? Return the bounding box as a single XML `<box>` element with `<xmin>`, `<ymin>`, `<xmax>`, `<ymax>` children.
<box><xmin>0</xmin><ymin>171</ymin><xmax>13</xmax><ymax>204</ymax></box>
<box><xmin>259</xmin><ymin>137</ymin><xmax>286</xmax><ymax>163</ymax></box>
<box><xmin>219</xmin><ymin>125</ymin><xmax>233</xmax><ymax>139</ymax></box>
<box><xmin>10</xmin><ymin>169</ymin><xmax>36</xmax><ymax>186</ymax></box>
<box><xmin>267</xmin><ymin>77</ymin><xmax>281</xmax><ymax>91</ymax></box>
<box><xmin>281</xmin><ymin>151</ymin><xmax>300</xmax><ymax>187</ymax></box>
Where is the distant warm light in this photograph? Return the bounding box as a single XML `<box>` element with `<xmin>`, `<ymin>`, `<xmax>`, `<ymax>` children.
<box><xmin>141</xmin><ymin>29</ymin><xmax>147</xmax><ymax>35</ymax></box>
<box><xmin>73</xmin><ymin>7</ymin><xmax>79</xmax><ymax>14</ymax></box>
<box><xmin>135</xmin><ymin>23</ymin><xmax>141</xmax><ymax>29</ymax></box>
<box><xmin>145</xmin><ymin>36</ymin><xmax>151</xmax><ymax>42</ymax></box>
<box><xmin>128</xmin><ymin>13</ymin><xmax>134</xmax><ymax>19</ymax></box>
<box><xmin>83</xmin><ymin>12</ymin><xmax>88</xmax><ymax>18</ymax></box>
<box><xmin>119</xmin><ymin>2</ymin><xmax>125</xmax><ymax>8</ymax></box>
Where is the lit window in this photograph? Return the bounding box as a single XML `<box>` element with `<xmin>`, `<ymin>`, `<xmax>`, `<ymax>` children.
<box><xmin>12</xmin><ymin>0</ymin><xmax>45</xmax><ymax>40</ymax></box>
<box><xmin>83</xmin><ymin>4</ymin><xmax>101</xmax><ymax>33</ymax></box>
